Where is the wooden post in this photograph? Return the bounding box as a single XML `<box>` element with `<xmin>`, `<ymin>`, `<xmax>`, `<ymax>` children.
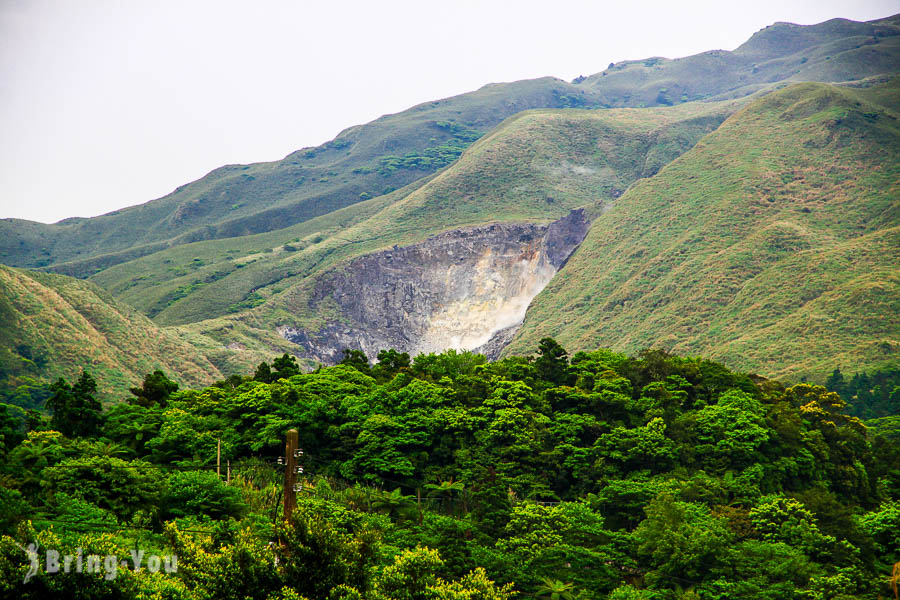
<box><xmin>417</xmin><ymin>487</ymin><xmax>423</xmax><ymax>525</ymax></box>
<box><xmin>217</xmin><ymin>438</ymin><xmax>221</xmax><ymax>479</ymax></box>
<box><xmin>283</xmin><ymin>428</ymin><xmax>299</xmax><ymax>522</ymax></box>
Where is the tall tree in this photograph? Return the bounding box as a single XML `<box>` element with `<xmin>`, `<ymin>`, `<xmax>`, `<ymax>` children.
<box><xmin>535</xmin><ymin>338</ymin><xmax>570</xmax><ymax>387</ymax></box>
<box><xmin>373</xmin><ymin>349</ymin><xmax>411</xmax><ymax>382</ymax></box>
<box><xmin>253</xmin><ymin>361</ymin><xmax>273</xmax><ymax>383</ymax></box>
<box><xmin>46</xmin><ymin>371</ymin><xmax>102</xmax><ymax>438</ymax></box>
<box><xmin>272</xmin><ymin>353</ymin><xmax>301</xmax><ymax>379</ymax></box>
<box><xmin>340</xmin><ymin>348</ymin><xmax>373</xmax><ymax>377</ymax></box>
<box><xmin>129</xmin><ymin>370</ymin><xmax>178</xmax><ymax>408</ymax></box>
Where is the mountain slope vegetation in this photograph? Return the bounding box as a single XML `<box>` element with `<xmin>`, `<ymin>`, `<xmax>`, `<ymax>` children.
<box><xmin>508</xmin><ymin>81</ymin><xmax>900</xmax><ymax>381</ymax></box>
<box><xmin>1</xmin><ymin>14</ymin><xmax>896</xmax><ymax>275</ymax></box>
<box><xmin>0</xmin><ymin>265</ymin><xmax>227</xmax><ymax>403</ymax></box>
<box><xmin>0</xmin><ymin>15</ymin><xmax>898</xmax><ymax>391</ymax></box>
<box><xmin>0</xmin><ymin>78</ymin><xmax>607</xmax><ymax>272</ymax></box>
<box><xmin>91</xmin><ymin>99</ymin><xmax>737</xmax><ymax>329</ymax></box>
<box><xmin>579</xmin><ymin>14</ymin><xmax>900</xmax><ymax>105</ymax></box>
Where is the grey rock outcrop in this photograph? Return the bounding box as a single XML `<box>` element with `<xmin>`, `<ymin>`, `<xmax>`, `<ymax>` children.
<box><xmin>280</xmin><ymin>209</ymin><xmax>590</xmax><ymax>362</ymax></box>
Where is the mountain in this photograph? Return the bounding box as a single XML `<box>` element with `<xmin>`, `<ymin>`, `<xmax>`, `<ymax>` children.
<box><xmin>507</xmin><ymin>80</ymin><xmax>900</xmax><ymax>380</ymax></box>
<box><xmin>1</xmin><ymin>14</ymin><xmax>898</xmax><ymax>391</ymax></box>
<box><xmin>0</xmin><ymin>264</ymin><xmax>229</xmax><ymax>403</ymax></box>
<box><xmin>0</xmin><ymin>78</ymin><xmax>608</xmax><ymax>273</ymax></box>
<box><xmin>1</xmin><ymin>14</ymin><xmax>897</xmax><ymax>275</ymax></box>
<box><xmin>90</xmin><ymin>99</ymin><xmax>736</xmax><ymax>328</ymax></box>
<box><xmin>578</xmin><ymin>14</ymin><xmax>900</xmax><ymax>106</ymax></box>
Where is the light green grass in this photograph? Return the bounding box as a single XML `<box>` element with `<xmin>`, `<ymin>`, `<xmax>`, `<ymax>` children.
<box><xmin>508</xmin><ymin>81</ymin><xmax>900</xmax><ymax>382</ymax></box>
<box><xmin>0</xmin><ymin>265</ymin><xmax>225</xmax><ymax>402</ymax></box>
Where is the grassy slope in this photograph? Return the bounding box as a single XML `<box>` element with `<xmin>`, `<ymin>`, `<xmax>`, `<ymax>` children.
<box><xmin>508</xmin><ymin>81</ymin><xmax>900</xmax><ymax>381</ymax></box>
<box><xmin>162</xmin><ymin>100</ymin><xmax>741</xmax><ymax>369</ymax></box>
<box><xmin>577</xmin><ymin>14</ymin><xmax>900</xmax><ymax>107</ymax></box>
<box><xmin>0</xmin><ymin>78</ymin><xmax>606</xmax><ymax>272</ymax></box>
<box><xmin>2</xmin><ymin>15</ymin><xmax>895</xmax><ymax>276</ymax></box>
<box><xmin>94</xmin><ymin>99</ymin><xmax>737</xmax><ymax>331</ymax></box>
<box><xmin>0</xmin><ymin>265</ymin><xmax>226</xmax><ymax>402</ymax></box>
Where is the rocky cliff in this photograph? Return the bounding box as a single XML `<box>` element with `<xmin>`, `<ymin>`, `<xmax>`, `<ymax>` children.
<box><xmin>280</xmin><ymin>209</ymin><xmax>590</xmax><ymax>362</ymax></box>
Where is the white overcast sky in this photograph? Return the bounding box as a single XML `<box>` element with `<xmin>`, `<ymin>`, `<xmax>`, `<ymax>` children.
<box><xmin>1</xmin><ymin>0</ymin><xmax>897</xmax><ymax>223</ymax></box>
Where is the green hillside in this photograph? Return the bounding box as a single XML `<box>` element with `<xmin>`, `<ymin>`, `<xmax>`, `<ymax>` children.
<box><xmin>0</xmin><ymin>78</ymin><xmax>606</xmax><ymax>272</ymax></box>
<box><xmin>508</xmin><ymin>81</ymin><xmax>900</xmax><ymax>381</ymax></box>
<box><xmin>1</xmin><ymin>14</ymin><xmax>896</xmax><ymax>276</ymax></box>
<box><xmin>578</xmin><ymin>14</ymin><xmax>900</xmax><ymax>106</ymax></box>
<box><xmin>0</xmin><ymin>15</ymin><xmax>898</xmax><ymax>388</ymax></box>
<box><xmin>0</xmin><ymin>265</ymin><xmax>231</xmax><ymax>403</ymax></box>
<box><xmin>96</xmin><ymin>99</ymin><xmax>736</xmax><ymax>333</ymax></box>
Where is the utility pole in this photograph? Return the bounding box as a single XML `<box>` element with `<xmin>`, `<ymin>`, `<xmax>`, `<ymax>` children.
<box><xmin>283</xmin><ymin>428</ymin><xmax>299</xmax><ymax>522</ymax></box>
<box><xmin>227</xmin><ymin>460</ymin><xmax>231</xmax><ymax>484</ymax></box>
<box><xmin>417</xmin><ymin>487</ymin><xmax>423</xmax><ymax>525</ymax></box>
<box><xmin>217</xmin><ymin>438</ymin><xmax>221</xmax><ymax>479</ymax></box>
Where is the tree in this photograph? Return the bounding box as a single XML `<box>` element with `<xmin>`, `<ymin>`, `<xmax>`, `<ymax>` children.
<box><xmin>45</xmin><ymin>372</ymin><xmax>102</xmax><ymax>438</ymax></box>
<box><xmin>102</xmin><ymin>403</ymin><xmax>162</xmax><ymax>455</ymax></box>
<box><xmin>273</xmin><ymin>353</ymin><xmax>301</xmax><ymax>379</ymax></box>
<box><xmin>634</xmin><ymin>495</ymin><xmax>732</xmax><ymax>583</ymax></box>
<box><xmin>748</xmin><ymin>495</ymin><xmax>826</xmax><ymax>553</ymax></box>
<box><xmin>469</xmin><ymin>467</ymin><xmax>512</xmax><ymax>538</ymax></box>
<box><xmin>536</xmin><ymin>578</ymin><xmax>576</xmax><ymax>600</ymax></box>
<box><xmin>535</xmin><ymin>338</ymin><xmax>570</xmax><ymax>387</ymax></box>
<box><xmin>41</xmin><ymin>455</ymin><xmax>164</xmax><ymax>520</ymax></box>
<box><xmin>373</xmin><ymin>349</ymin><xmax>411</xmax><ymax>382</ymax></box>
<box><xmin>371</xmin><ymin>488</ymin><xmax>417</xmax><ymax>521</ymax></box>
<box><xmin>161</xmin><ymin>470</ymin><xmax>247</xmax><ymax>520</ymax></box>
<box><xmin>0</xmin><ymin>403</ymin><xmax>24</xmax><ymax>456</ymax></box>
<box><xmin>279</xmin><ymin>501</ymin><xmax>380</xmax><ymax>598</ymax></box>
<box><xmin>373</xmin><ymin>547</ymin><xmax>442</xmax><ymax>600</ymax></box>
<box><xmin>692</xmin><ymin>389</ymin><xmax>769</xmax><ymax>471</ymax></box>
<box><xmin>254</xmin><ymin>361</ymin><xmax>273</xmax><ymax>383</ymax></box>
<box><xmin>129</xmin><ymin>370</ymin><xmax>178</xmax><ymax>408</ymax></box>
<box><xmin>825</xmin><ymin>368</ymin><xmax>847</xmax><ymax>398</ymax></box>
<box><xmin>424</xmin><ymin>478</ymin><xmax>465</xmax><ymax>514</ymax></box>
<box><xmin>167</xmin><ymin>522</ymin><xmax>281</xmax><ymax>600</ymax></box>
<box><xmin>372</xmin><ymin>548</ymin><xmax>515</xmax><ymax>600</ymax></box>
<box><xmin>340</xmin><ymin>349</ymin><xmax>373</xmax><ymax>377</ymax></box>
<box><xmin>496</xmin><ymin>501</ymin><xmax>615</xmax><ymax>593</ymax></box>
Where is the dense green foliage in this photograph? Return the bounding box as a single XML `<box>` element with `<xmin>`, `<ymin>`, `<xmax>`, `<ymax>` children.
<box><xmin>1</xmin><ymin>343</ymin><xmax>898</xmax><ymax>599</ymax></box>
<box><xmin>826</xmin><ymin>366</ymin><xmax>900</xmax><ymax>419</ymax></box>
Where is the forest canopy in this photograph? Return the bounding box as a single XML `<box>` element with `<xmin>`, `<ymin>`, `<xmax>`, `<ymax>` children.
<box><xmin>0</xmin><ymin>342</ymin><xmax>898</xmax><ymax>599</ymax></box>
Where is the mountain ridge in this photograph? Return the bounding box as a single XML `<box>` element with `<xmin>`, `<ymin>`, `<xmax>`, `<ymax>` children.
<box><xmin>2</xmin><ymin>14</ymin><xmax>897</xmax><ymax>274</ymax></box>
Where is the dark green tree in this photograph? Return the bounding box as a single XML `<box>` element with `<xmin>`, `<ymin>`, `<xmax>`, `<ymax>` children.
<box><xmin>340</xmin><ymin>348</ymin><xmax>373</xmax><ymax>377</ymax></box>
<box><xmin>272</xmin><ymin>353</ymin><xmax>301</xmax><ymax>379</ymax></box>
<box><xmin>0</xmin><ymin>403</ymin><xmax>24</xmax><ymax>456</ymax></box>
<box><xmin>253</xmin><ymin>361</ymin><xmax>273</xmax><ymax>383</ymax></box>
<box><xmin>373</xmin><ymin>349</ymin><xmax>411</xmax><ymax>382</ymax></box>
<box><xmin>129</xmin><ymin>370</ymin><xmax>178</xmax><ymax>408</ymax></box>
<box><xmin>45</xmin><ymin>371</ymin><xmax>102</xmax><ymax>438</ymax></box>
<box><xmin>535</xmin><ymin>338</ymin><xmax>570</xmax><ymax>387</ymax></box>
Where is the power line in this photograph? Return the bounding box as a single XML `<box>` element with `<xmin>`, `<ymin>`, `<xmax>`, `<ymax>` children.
<box><xmin>38</xmin><ymin>460</ymin><xmax>277</xmax><ymax>472</ymax></box>
<box><xmin>31</xmin><ymin>518</ymin><xmax>220</xmax><ymax>535</ymax></box>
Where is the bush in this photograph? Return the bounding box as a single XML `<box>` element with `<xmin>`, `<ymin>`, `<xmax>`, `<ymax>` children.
<box><xmin>161</xmin><ymin>470</ymin><xmax>247</xmax><ymax>520</ymax></box>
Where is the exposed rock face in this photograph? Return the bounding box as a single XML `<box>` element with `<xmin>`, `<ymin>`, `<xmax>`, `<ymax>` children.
<box><xmin>281</xmin><ymin>209</ymin><xmax>590</xmax><ymax>362</ymax></box>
